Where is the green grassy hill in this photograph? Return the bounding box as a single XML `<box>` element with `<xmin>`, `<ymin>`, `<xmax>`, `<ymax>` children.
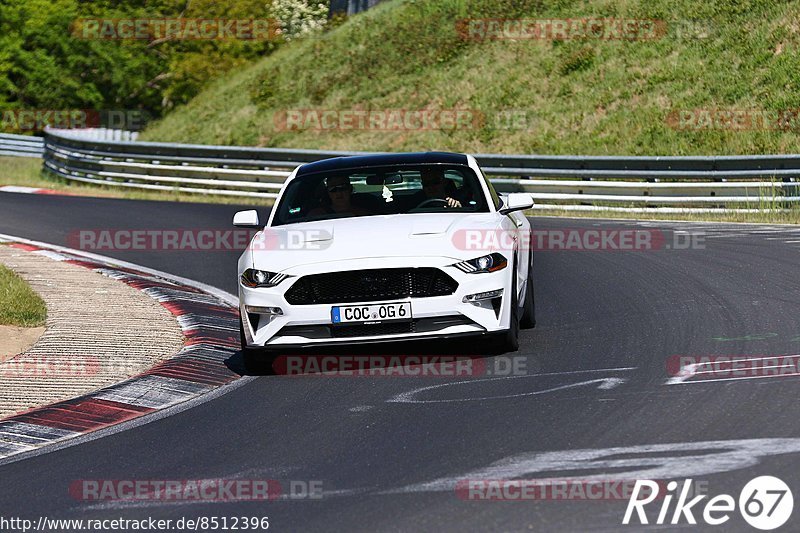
<box><xmin>142</xmin><ymin>0</ymin><xmax>800</xmax><ymax>155</ymax></box>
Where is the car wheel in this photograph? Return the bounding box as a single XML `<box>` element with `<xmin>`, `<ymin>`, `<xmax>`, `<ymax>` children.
<box><xmin>520</xmin><ymin>270</ymin><xmax>536</xmax><ymax>329</ymax></box>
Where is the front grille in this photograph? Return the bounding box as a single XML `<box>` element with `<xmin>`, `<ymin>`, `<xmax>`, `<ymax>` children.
<box><xmin>284</xmin><ymin>268</ymin><xmax>458</xmax><ymax>305</ymax></box>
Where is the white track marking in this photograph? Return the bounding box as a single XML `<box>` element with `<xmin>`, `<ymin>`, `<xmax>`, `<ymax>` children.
<box><xmin>389</xmin><ymin>438</ymin><xmax>800</xmax><ymax>494</ymax></box>
<box><xmin>387</xmin><ymin>367</ymin><xmax>633</xmax><ymax>404</ymax></box>
<box><xmin>597</xmin><ymin>377</ymin><xmax>626</xmax><ymax>390</ymax></box>
<box><xmin>75</xmin><ymin>438</ymin><xmax>800</xmax><ymax>509</ymax></box>
<box><xmin>0</xmin><ymin>186</ymin><xmax>43</xmax><ymax>194</ymax></box>
<box><xmin>31</xmin><ymin>250</ymin><xmax>69</xmax><ymax>261</ymax></box>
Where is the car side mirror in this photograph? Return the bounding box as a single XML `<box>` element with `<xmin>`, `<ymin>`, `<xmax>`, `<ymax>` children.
<box><xmin>499</xmin><ymin>193</ymin><xmax>534</xmax><ymax>215</ymax></box>
<box><xmin>233</xmin><ymin>210</ymin><xmax>260</xmax><ymax>227</ymax></box>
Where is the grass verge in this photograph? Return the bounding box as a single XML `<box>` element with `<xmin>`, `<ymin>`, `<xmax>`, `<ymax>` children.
<box><xmin>0</xmin><ymin>263</ymin><xmax>47</xmax><ymax>327</ymax></box>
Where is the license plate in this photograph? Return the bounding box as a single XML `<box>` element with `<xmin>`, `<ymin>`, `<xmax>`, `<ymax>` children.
<box><xmin>331</xmin><ymin>302</ymin><xmax>412</xmax><ymax>325</ymax></box>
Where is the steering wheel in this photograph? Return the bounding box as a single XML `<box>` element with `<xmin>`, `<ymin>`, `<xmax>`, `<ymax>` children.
<box><xmin>415</xmin><ymin>198</ymin><xmax>449</xmax><ymax>209</ymax></box>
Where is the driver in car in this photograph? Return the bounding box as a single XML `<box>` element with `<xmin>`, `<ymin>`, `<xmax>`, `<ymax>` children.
<box><xmin>309</xmin><ymin>175</ymin><xmax>371</xmax><ymax>217</ymax></box>
<box><xmin>418</xmin><ymin>167</ymin><xmax>467</xmax><ymax>208</ymax></box>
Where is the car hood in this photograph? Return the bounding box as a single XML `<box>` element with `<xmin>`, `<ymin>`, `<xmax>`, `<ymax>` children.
<box><xmin>249</xmin><ymin>213</ymin><xmax>505</xmax><ymax>272</ymax></box>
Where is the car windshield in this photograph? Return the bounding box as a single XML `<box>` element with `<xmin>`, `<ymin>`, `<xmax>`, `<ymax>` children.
<box><xmin>271</xmin><ymin>164</ymin><xmax>489</xmax><ymax>226</ymax></box>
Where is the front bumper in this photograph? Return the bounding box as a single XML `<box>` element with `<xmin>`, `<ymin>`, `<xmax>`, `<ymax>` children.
<box><xmin>239</xmin><ymin>257</ymin><xmax>514</xmax><ymax>348</ymax></box>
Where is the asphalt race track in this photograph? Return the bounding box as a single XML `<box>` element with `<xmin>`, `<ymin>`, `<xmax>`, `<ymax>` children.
<box><xmin>2</xmin><ymin>191</ymin><xmax>800</xmax><ymax>531</ymax></box>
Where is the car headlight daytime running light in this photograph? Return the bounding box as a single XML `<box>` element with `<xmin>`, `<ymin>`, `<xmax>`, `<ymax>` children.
<box><xmin>453</xmin><ymin>253</ymin><xmax>508</xmax><ymax>274</ymax></box>
<box><xmin>241</xmin><ymin>269</ymin><xmax>289</xmax><ymax>288</ymax></box>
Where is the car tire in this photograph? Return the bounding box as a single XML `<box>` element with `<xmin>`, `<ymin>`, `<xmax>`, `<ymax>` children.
<box><xmin>494</xmin><ymin>261</ymin><xmax>520</xmax><ymax>353</ymax></box>
<box><xmin>520</xmin><ymin>269</ymin><xmax>536</xmax><ymax>329</ymax></box>
<box><xmin>239</xmin><ymin>316</ymin><xmax>272</xmax><ymax>374</ymax></box>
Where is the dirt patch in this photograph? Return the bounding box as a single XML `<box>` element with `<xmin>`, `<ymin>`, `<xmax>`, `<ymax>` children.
<box><xmin>0</xmin><ymin>325</ymin><xmax>45</xmax><ymax>362</ymax></box>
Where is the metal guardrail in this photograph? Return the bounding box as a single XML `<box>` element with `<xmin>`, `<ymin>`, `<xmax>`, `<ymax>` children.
<box><xmin>50</xmin><ymin>128</ymin><xmax>140</xmax><ymax>142</ymax></box>
<box><xmin>34</xmin><ymin>128</ymin><xmax>800</xmax><ymax>210</ymax></box>
<box><xmin>0</xmin><ymin>133</ymin><xmax>44</xmax><ymax>158</ymax></box>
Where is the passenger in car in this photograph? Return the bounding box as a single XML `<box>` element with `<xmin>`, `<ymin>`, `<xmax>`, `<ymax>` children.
<box><xmin>308</xmin><ymin>175</ymin><xmax>372</xmax><ymax>217</ymax></box>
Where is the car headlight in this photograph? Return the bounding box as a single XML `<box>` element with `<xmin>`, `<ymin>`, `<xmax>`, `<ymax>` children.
<box><xmin>453</xmin><ymin>253</ymin><xmax>507</xmax><ymax>274</ymax></box>
<box><xmin>241</xmin><ymin>269</ymin><xmax>289</xmax><ymax>288</ymax></box>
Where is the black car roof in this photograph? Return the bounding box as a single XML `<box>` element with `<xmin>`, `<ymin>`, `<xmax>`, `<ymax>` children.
<box><xmin>295</xmin><ymin>152</ymin><xmax>469</xmax><ymax>177</ymax></box>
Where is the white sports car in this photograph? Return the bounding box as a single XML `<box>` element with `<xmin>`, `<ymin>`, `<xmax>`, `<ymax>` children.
<box><xmin>234</xmin><ymin>152</ymin><xmax>535</xmax><ymax>362</ymax></box>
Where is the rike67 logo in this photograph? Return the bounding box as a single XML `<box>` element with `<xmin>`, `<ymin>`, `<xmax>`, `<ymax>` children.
<box><xmin>624</xmin><ymin>476</ymin><xmax>793</xmax><ymax>530</ymax></box>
